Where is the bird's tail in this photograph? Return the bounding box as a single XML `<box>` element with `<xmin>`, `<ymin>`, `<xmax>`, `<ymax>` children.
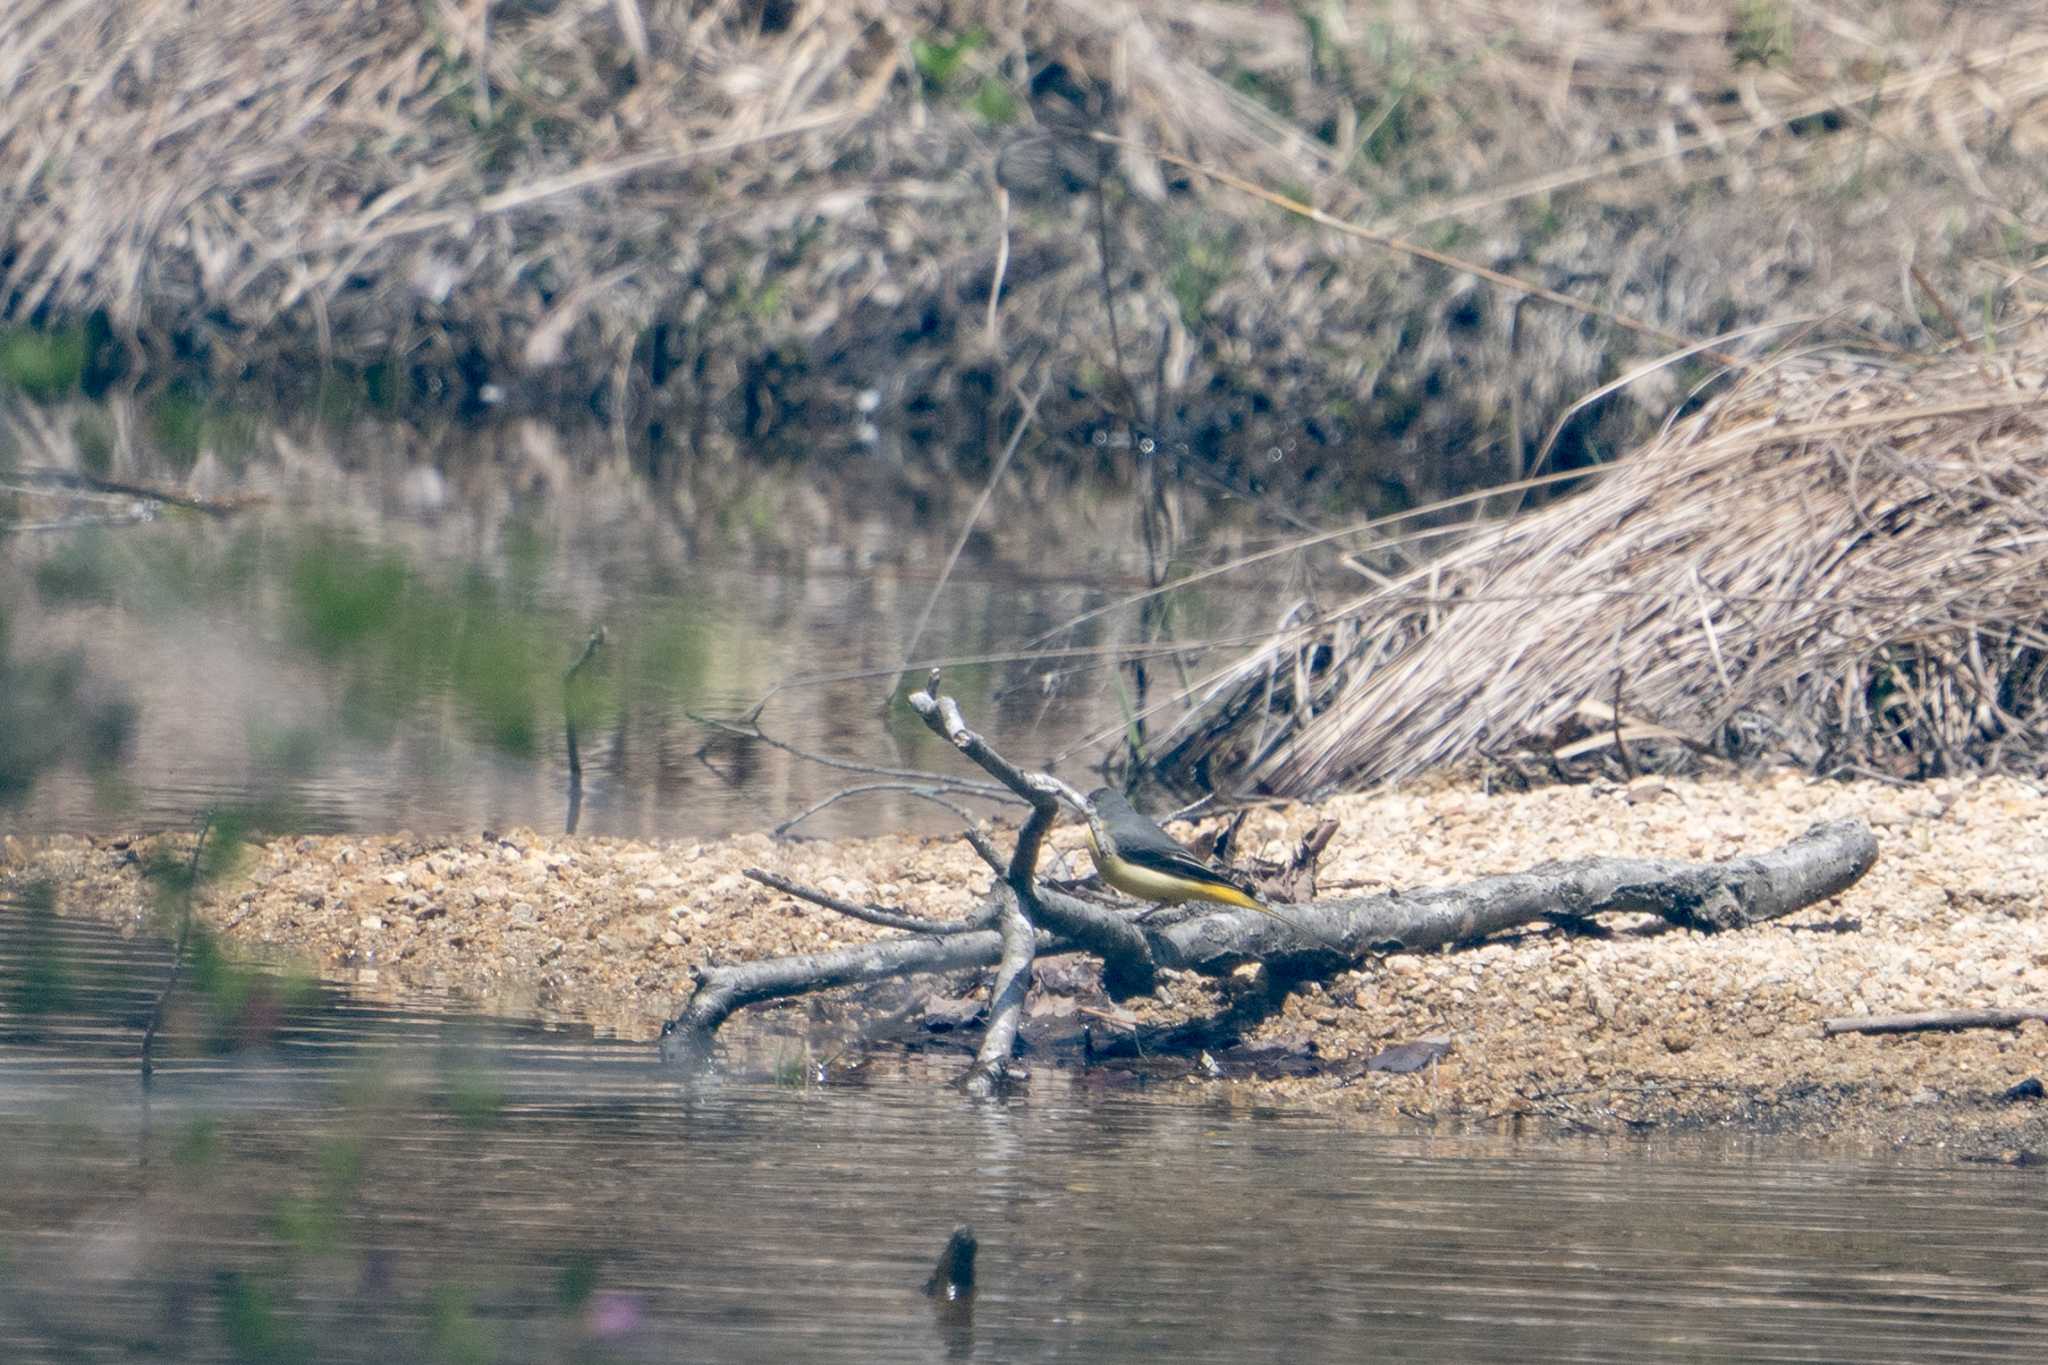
<box><xmin>1202</xmin><ymin>882</ymin><xmax>1348</xmax><ymax>956</ymax></box>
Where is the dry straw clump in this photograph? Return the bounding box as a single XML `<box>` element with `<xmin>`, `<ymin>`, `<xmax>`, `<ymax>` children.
<box><xmin>1147</xmin><ymin>329</ymin><xmax>2048</xmax><ymax>792</ymax></box>
<box><xmin>2</xmin><ymin>1</ymin><xmax>2045</xmax><ymax>487</ymax></box>
<box><xmin>0</xmin><ymin>0</ymin><xmax>1345</xmax><ymax>410</ymax></box>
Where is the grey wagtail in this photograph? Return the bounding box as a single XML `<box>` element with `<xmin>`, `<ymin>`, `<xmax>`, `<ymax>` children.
<box><xmin>1083</xmin><ymin>787</ymin><xmax>1343</xmax><ymax>952</ymax></box>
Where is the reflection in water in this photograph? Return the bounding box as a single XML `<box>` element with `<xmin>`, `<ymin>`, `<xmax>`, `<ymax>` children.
<box><xmin>2</xmin><ymin>400</ymin><xmax>1278</xmax><ymax>840</ymax></box>
<box><xmin>5</xmin><ymin>915</ymin><xmax>2048</xmax><ymax>1363</ymax></box>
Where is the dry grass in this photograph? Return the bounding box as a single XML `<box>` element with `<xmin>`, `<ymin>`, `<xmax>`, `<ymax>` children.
<box><xmin>0</xmin><ymin>2</ymin><xmax>2045</xmax><ymax>488</ymax></box>
<box><xmin>1144</xmin><ymin>324</ymin><xmax>2048</xmax><ymax>791</ymax></box>
<box><xmin>0</xmin><ymin>1</ymin><xmax>1348</xmax><ymax>406</ymax></box>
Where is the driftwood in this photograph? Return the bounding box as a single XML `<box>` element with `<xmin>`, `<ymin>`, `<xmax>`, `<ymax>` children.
<box><xmin>1821</xmin><ymin>1009</ymin><xmax>2048</xmax><ymax>1038</ymax></box>
<box><xmin>659</xmin><ymin>672</ymin><xmax>1879</xmax><ymax>1083</ymax></box>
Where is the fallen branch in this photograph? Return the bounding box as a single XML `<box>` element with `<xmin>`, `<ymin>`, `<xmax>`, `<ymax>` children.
<box><xmin>1821</xmin><ymin>1008</ymin><xmax>2048</xmax><ymax>1038</ymax></box>
<box><xmin>660</xmin><ymin>677</ymin><xmax>1878</xmax><ymax>1076</ymax></box>
<box><xmin>659</xmin><ymin>926</ymin><xmax>1056</xmax><ymax>1070</ymax></box>
<box><xmin>904</xmin><ymin>671</ymin><xmax>1073</xmax><ymax>1095</ymax></box>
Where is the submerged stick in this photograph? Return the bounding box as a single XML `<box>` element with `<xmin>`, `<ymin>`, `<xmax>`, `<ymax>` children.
<box><xmin>142</xmin><ymin>815</ymin><xmax>214</xmax><ymax>1087</ymax></box>
<box><xmin>923</xmin><ymin>1225</ymin><xmax>978</xmax><ymax>1300</ymax></box>
<box><xmin>563</xmin><ymin>627</ymin><xmax>605</xmax><ymax>835</ymax></box>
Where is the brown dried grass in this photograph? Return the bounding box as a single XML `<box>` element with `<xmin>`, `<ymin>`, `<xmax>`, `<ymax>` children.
<box><xmin>1144</xmin><ymin>324</ymin><xmax>2048</xmax><ymax>792</ymax></box>
<box><xmin>1</xmin><ymin>1</ymin><xmax>2045</xmax><ymax>485</ymax></box>
<box><xmin>0</xmin><ymin>1</ymin><xmax>1345</xmax><ymax>397</ymax></box>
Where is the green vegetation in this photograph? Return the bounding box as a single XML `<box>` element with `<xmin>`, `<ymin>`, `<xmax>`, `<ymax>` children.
<box><xmin>426</xmin><ymin>1285</ymin><xmax>495</xmax><ymax>1365</ymax></box>
<box><xmin>5</xmin><ymin>880</ymin><xmax>74</xmax><ymax>1017</ymax></box>
<box><xmin>910</xmin><ymin>27</ymin><xmax>988</xmax><ymax>91</ymax></box>
<box><xmin>173</xmin><ymin>1117</ymin><xmax>222</xmax><ymax>1170</ymax></box>
<box><xmin>273</xmin><ymin>1135</ymin><xmax>366</xmax><ymax>1257</ymax></box>
<box><xmin>554</xmin><ymin>1254</ymin><xmax>600</xmax><ymax>1311</ymax></box>
<box><xmin>909</xmin><ymin>26</ymin><xmax>1016</xmax><ymax>125</ymax></box>
<box><xmin>32</xmin><ymin>529</ymin><xmax>116</xmax><ymax>604</ymax></box>
<box><xmin>0</xmin><ymin>324</ymin><xmax>86</xmax><ymax>398</ymax></box>
<box><xmin>1227</xmin><ymin>65</ymin><xmax>1295</xmax><ymax>119</ymax></box>
<box><xmin>0</xmin><ymin>605</ymin><xmax>134</xmax><ymax>803</ymax></box>
<box><xmin>137</xmin><ymin>813</ymin><xmax>320</xmax><ymax>1071</ymax></box>
<box><xmin>284</xmin><ymin>531</ymin><xmax>572</xmax><ymax>758</ymax></box>
<box><xmin>70</xmin><ymin>409</ymin><xmax>114</xmax><ymax>474</ymax></box>
<box><xmin>1731</xmin><ymin>0</ymin><xmax>1792</xmax><ymax>68</ymax></box>
<box><xmin>772</xmin><ymin>1045</ymin><xmax>812</xmax><ymax>1088</ymax></box>
<box><xmin>0</xmin><ymin>843</ymin><xmax>647</xmax><ymax>1361</ymax></box>
<box><xmin>214</xmin><ymin>1271</ymin><xmax>311</xmax><ymax>1365</ymax></box>
<box><xmin>970</xmin><ymin>78</ymin><xmax>1019</xmax><ymax>126</ymax></box>
<box><xmin>442</xmin><ymin>1062</ymin><xmax>507</xmax><ymax>1129</ymax></box>
<box><xmin>149</xmin><ymin>386</ymin><xmax>208</xmax><ymax>469</ymax></box>
<box><xmin>1167</xmin><ymin>228</ymin><xmax>1236</xmax><ymax>328</ymax></box>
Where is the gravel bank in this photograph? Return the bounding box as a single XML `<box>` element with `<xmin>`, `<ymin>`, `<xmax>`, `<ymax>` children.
<box><xmin>8</xmin><ymin>771</ymin><xmax>2047</xmax><ymax>1152</ymax></box>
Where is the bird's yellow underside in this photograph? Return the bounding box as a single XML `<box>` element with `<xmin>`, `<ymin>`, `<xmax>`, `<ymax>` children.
<box><xmin>1085</xmin><ymin>827</ymin><xmax>1262</xmax><ymax>912</ymax></box>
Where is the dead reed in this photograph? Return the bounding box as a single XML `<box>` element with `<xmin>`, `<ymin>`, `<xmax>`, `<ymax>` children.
<box><xmin>0</xmin><ymin>2</ymin><xmax>2044</xmax><ymax>491</ymax></box>
<box><xmin>0</xmin><ymin>1</ymin><xmax>1348</xmax><ymax>409</ymax></box>
<box><xmin>1144</xmin><ymin>327</ymin><xmax>2048</xmax><ymax>791</ymax></box>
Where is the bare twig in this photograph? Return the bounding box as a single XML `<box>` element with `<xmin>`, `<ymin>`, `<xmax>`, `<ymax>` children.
<box><xmin>881</xmin><ymin>369</ymin><xmax>1047</xmax><ymax>710</ymax></box>
<box><xmin>984</xmin><ymin>179</ymin><xmax>1010</xmax><ymax>346</ymax></box>
<box><xmin>666</xmin><ymin>814</ymin><xmax>1876</xmax><ymax>1067</ymax></box>
<box><xmin>141</xmin><ymin>815</ymin><xmax>213</xmax><ymax>1087</ymax></box>
<box><xmin>1821</xmin><ymin>1008</ymin><xmax>2048</xmax><ymax>1038</ymax></box>
<box><xmin>15</xmin><ymin>466</ymin><xmax>257</xmax><ymax>518</ymax></box>
<box><xmin>690</xmin><ymin>711</ymin><xmax>1011</xmax><ymax>804</ymax></box>
<box><xmin>1145</xmin><ymin>818</ymin><xmax>1878</xmax><ymax>970</ymax></box>
<box><xmin>1611</xmin><ymin>639</ymin><xmax>1634</xmax><ymax>778</ymax></box>
<box><xmin>743</xmin><ymin>866</ymin><xmax>983</xmax><ymax>936</ymax></box>
<box><xmin>563</xmin><ymin>626</ymin><xmax>605</xmax><ymax>835</ymax></box>
<box><xmin>960</xmin><ymin>828</ymin><xmax>1007</xmax><ymax>877</ymax></box>
<box><xmin>1908</xmin><ymin>263</ymin><xmax>1985</xmax><ymax>355</ymax></box>
<box><xmin>659</xmin><ymin>921</ymin><xmax>1059</xmax><ymax>1071</ymax></box>
<box><xmin>773</xmin><ymin>782</ymin><xmax>988</xmax><ymax>839</ymax></box>
<box><xmin>908</xmin><ymin>667</ymin><xmax>1070</xmax><ymax>1087</ymax></box>
<box><xmin>1091</xmin><ymin>138</ymin><xmax>1135</xmax><ymax>421</ymax></box>
<box><xmin>1094</xmin><ymin>131</ymin><xmax>1749</xmax><ymax>369</ymax></box>
<box><xmin>905</xmin><ymin>670</ymin><xmax>1087</xmax><ymax>816</ymax></box>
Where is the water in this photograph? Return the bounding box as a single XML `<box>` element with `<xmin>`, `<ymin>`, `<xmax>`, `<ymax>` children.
<box><xmin>2</xmin><ymin>400</ymin><xmax>1281</xmax><ymax>842</ymax></box>
<box><xmin>6</xmin><ymin>915</ymin><xmax>2047</xmax><ymax>1362</ymax></box>
<box><xmin>9</xmin><ymin>399</ymin><xmax>2048</xmax><ymax>1363</ymax></box>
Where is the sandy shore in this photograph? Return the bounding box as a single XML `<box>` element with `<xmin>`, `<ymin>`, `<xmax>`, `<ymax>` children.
<box><xmin>8</xmin><ymin>771</ymin><xmax>2048</xmax><ymax>1153</ymax></box>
